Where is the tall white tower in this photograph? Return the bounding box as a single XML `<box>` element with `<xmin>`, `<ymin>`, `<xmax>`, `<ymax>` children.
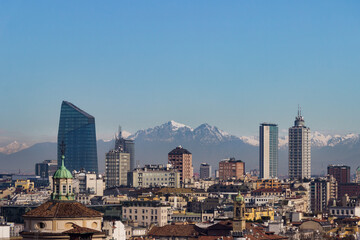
<box><xmin>288</xmin><ymin>108</ymin><xmax>311</xmax><ymax>179</ymax></box>
<box><xmin>259</xmin><ymin>123</ymin><xmax>278</xmax><ymax>179</ymax></box>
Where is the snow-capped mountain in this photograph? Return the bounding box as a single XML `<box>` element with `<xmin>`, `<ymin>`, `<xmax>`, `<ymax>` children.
<box><xmin>129</xmin><ymin>120</ymin><xmax>236</xmax><ymax>144</ymax></box>
<box><xmin>0</xmin><ymin>141</ymin><xmax>29</xmax><ymax>154</ymax></box>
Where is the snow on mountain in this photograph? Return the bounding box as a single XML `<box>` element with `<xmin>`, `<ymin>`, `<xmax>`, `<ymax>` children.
<box><xmin>130</xmin><ymin>121</ymin><xmax>237</xmax><ymax>144</ymax></box>
<box><xmin>0</xmin><ymin>141</ymin><xmax>30</xmax><ymax>154</ymax></box>
<box><xmin>193</xmin><ymin>123</ymin><xmax>237</xmax><ymax>143</ymax></box>
<box><xmin>129</xmin><ymin>120</ymin><xmax>194</xmax><ymax>142</ymax></box>
<box><xmin>327</xmin><ymin>133</ymin><xmax>360</xmax><ymax>147</ymax></box>
<box><xmin>240</xmin><ymin>136</ymin><xmax>259</xmax><ymax>146</ymax></box>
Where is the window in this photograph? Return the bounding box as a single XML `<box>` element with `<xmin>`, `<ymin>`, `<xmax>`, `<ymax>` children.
<box><xmin>63</xmin><ymin>185</ymin><xmax>66</xmax><ymax>193</ymax></box>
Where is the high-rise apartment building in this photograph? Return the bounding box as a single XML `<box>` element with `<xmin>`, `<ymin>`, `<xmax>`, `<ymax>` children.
<box><xmin>105</xmin><ymin>127</ymin><xmax>134</xmax><ymax>188</ymax></box>
<box><xmin>288</xmin><ymin>110</ymin><xmax>311</xmax><ymax>179</ymax></box>
<box><xmin>105</xmin><ymin>151</ymin><xmax>130</xmax><ymax>188</ymax></box>
<box><xmin>259</xmin><ymin>123</ymin><xmax>278</xmax><ymax>179</ymax></box>
<box><xmin>310</xmin><ymin>176</ymin><xmax>337</xmax><ymax>213</ymax></box>
<box><xmin>219</xmin><ymin>158</ymin><xmax>245</xmax><ymax>181</ymax></box>
<box><xmin>327</xmin><ymin>165</ymin><xmax>350</xmax><ymax>184</ymax></box>
<box><xmin>115</xmin><ymin>127</ymin><xmax>135</xmax><ymax>170</ymax></box>
<box><xmin>200</xmin><ymin>163</ymin><xmax>211</xmax><ymax>179</ymax></box>
<box><xmin>57</xmin><ymin>101</ymin><xmax>98</xmax><ymax>173</ymax></box>
<box><xmin>168</xmin><ymin>146</ymin><xmax>193</xmax><ymax>184</ymax></box>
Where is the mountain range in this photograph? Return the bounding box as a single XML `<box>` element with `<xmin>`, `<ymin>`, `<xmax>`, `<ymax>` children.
<box><xmin>0</xmin><ymin>120</ymin><xmax>359</xmax><ymax>176</ymax></box>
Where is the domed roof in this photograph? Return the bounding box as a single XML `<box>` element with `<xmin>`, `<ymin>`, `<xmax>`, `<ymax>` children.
<box><xmin>235</xmin><ymin>191</ymin><xmax>244</xmax><ymax>202</ymax></box>
<box><xmin>23</xmin><ymin>201</ymin><xmax>102</xmax><ymax>218</ymax></box>
<box><xmin>53</xmin><ymin>156</ymin><xmax>73</xmax><ymax>179</ymax></box>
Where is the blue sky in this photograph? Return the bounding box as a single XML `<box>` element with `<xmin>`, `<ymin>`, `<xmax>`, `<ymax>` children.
<box><xmin>0</xmin><ymin>1</ymin><xmax>360</xmax><ymax>145</ymax></box>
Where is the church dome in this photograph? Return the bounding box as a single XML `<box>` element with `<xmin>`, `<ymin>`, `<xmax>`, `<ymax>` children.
<box><xmin>53</xmin><ymin>156</ymin><xmax>73</xmax><ymax>179</ymax></box>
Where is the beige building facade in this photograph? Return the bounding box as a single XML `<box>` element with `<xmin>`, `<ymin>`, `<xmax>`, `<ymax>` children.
<box><xmin>122</xmin><ymin>201</ymin><xmax>170</xmax><ymax>227</ymax></box>
<box><xmin>128</xmin><ymin>164</ymin><xmax>180</xmax><ymax>188</ymax></box>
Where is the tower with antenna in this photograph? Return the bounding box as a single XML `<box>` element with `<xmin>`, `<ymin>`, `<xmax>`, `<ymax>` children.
<box><xmin>289</xmin><ymin>106</ymin><xmax>311</xmax><ymax>180</ymax></box>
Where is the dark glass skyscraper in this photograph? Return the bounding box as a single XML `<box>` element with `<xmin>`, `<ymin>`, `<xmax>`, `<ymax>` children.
<box><xmin>57</xmin><ymin>101</ymin><xmax>98</xmax><ymax>173</ymax></box>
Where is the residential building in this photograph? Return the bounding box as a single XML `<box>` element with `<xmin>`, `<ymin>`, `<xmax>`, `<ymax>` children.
<box><xmin>219</xmin><ymin>158</ymin><xmax>245</xmax><ymax>181</ymax></box>
<box><xmin>35</xmin><ymin>160</ymin><xmax>58</xmax><ymax>179</ymax></box>
<box><xmin>288</xmin><ymin>109</ymin><xmax>311</xmax><ymax>179</ymax></box>
<box><xmin>255</xmin><ymin>178</ymin><xmax>281</xmax><ymax>189</ymax></box>
<box><xmin>310</xmin><ymin>176</ymin><xmax>337</xmax><ymax>214</ymax></box>
<box><xmin>115</xmin><ymin>127</ymin><xmax>135</xmax><ymax>170</ymax></box>
<box><xmin>200</xmin><ymin>163</ymin><xmax>211</xmax><ymax>179</ymax></box>
<box><xmin>105</xmin><ymin>151</ymin><xmax>130</xmax><ymax>188</ymax></box>
<box><xmin>259</xmin><ymin>123</ymin><xmax>278</xmax><ymax>179</ymax></box>
<box><xmin>57</xmin><ymin>101</ymin><xmax>98</xmax><ymax>173</ymax></box>
<box><xmin>328</xmin><ymin>165</ymin><xmax>350</xmax><ymax>184</ymax></box>
<box><xmin>168</xmin><ymin>146</ymin><xmax>193</xmax><ymax>184</ymax></box>
<box><xmin>128</xmin><ymin>164</ymin><xmax>180</xmax><ymax>188</ymax></box>
<box><xmin>121</xmin><ymin>201</ymin><xmax>170</xmax><ymax>227</ymax></box>
<box><xmin>72</xmin><ymin>170</ymin><xmax>104</xmax><ymax>204</ymax></box>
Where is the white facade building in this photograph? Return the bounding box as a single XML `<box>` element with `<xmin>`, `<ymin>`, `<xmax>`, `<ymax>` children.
<box><xmin>289</xmin><ymin>110</ymin><xmax>311</xmax><ymax>179</ymax></box>
<box><xmin>259</xmin><ymin>123</ymin><xmax>278</xmax><ymax>179</ymax></box>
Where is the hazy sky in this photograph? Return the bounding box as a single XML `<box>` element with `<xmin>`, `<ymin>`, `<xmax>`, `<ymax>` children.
<box><xmin>1</xmin><ymin>1</ymin><xmax>360</xmax><ymax>146</ymax></box>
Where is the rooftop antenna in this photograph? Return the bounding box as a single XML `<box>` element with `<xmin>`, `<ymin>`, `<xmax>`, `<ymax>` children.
<box><xmin>298</xmin><ymin>104</ymin><xmax>300</xmax><ymax>117</ymax></box>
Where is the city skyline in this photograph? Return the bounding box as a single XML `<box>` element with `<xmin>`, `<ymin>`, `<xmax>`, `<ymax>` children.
<box><xmin>1</xmin><ymin>1</ymin><xmax>360</xmax><ymax>146</ymax></box>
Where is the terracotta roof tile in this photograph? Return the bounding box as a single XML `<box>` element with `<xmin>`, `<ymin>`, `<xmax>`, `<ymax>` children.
<box><xmin>148</xmin><ymin>224</ymin><xmax>202</xmax><ymax>237</ymax></box>
<box><xmin>23</xmin><ymin>201</ymin><xmax>102</xmax><ymax>218</ymax></box>
<box><xmin>63</xmin><ymin>224</ymin><xmax>101</xmax><ymax>234</ymax></box>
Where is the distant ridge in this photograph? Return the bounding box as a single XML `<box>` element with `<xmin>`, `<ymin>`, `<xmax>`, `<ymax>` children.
<box><xmin>0</xmin><ymin>120</ymin><xmax>359</xmax><ymax>175</ymax></box>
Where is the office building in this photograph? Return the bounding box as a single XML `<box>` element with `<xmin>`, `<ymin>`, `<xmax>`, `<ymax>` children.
<box><xmin>328</xmin><ymin>165</ymin><xmax>350</xmax><ymax>184</ymax></box>
<box><xmin>35</xmin><ymin>160</ymin><xmax>58</xmax><ymax>179</ymax></box>
<box><xmin>310</xmin><ymin>176</ymin><xmax>337</xmax><ymax>214</ymax></box>
<box><xmin>128</xmin><ymin>164</ymin><xmax>180</xmax><ymax>188</ymax></box>
<box><xmin>168</xmin><ymin>146</ymin><xmax>193</xmax><ymax>184</ymax></box>
<box><xmin>219</xmin><ymin>158</ymin><xmax>245</xmax><ymax>181</ymax></box>
<box><xmin>115</xmin><ymin>127</ymin><xmax>135</xmax><ymax>170</ymax></box>
<box><xmin>200</xmin><ymin>163</ymin><xmax>211</xmax><ymax>179</ymax></box>
<box><xmin>259</xmin><ymin>123</ymin><xmax>278</xmax><ymax>179</ymax></box>
<box><xmin>57</xmin><ymin>101</ymin><xmax>98</xmax><ymax>173</ymax></box>
<box><xmin>105</xmin><ymin>151</ymin><xmax>130</xmax><ymax>188</ymax></box>
<box><xmin>288</xmin><ymin>109</ymin><xmax>311</xmax><ymax>179</ymax></box>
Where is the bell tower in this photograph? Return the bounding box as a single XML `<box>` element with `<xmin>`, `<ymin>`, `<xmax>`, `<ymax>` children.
<box><xmin>233</xmin><ymin>191</ymin><xmax>246</xmax><ymax>233</ymax></box>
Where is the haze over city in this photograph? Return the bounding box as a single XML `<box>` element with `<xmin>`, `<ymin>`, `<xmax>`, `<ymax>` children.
<box><xmin>1</xmin><ymin>1</ymin><xmax>360</xmax><ymax>147</ymax></box>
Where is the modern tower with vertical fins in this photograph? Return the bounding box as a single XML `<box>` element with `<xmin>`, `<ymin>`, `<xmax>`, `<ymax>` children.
<box><xmin>288</xmin><ymin>108</ymin><xmax>311</xmax><ymax>179</ymax></box>
<box><xmin>259</xmin><ymin>123</ymin><xmax>278</xmax><ymax>179</ymax></box>
<box><xmin>57</xmin><ymin>101</ymin><xmax>98</xmax><ymax>173</ymax></box>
